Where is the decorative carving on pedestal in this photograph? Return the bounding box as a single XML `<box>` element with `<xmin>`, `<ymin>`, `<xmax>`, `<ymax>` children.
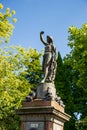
<box><xmin>24</xmin><ymin>82</ymin><xmax>65</xmax><ymax>108</ymax></box>
<box><xmin>16</xmin><ymin>31</ymin><xmax>71</xmax><ymax>130</ymax></box>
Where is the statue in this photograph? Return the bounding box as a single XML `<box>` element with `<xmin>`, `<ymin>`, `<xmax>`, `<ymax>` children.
<box><xmin>40</xmin><ymin>31</ymin><xmax>58</xmax><ymax>83</ymax></box>
<box><xmin>24</xmin><ymin>31</ymin><xmax>65</xmax><ymax>107</ymax></box>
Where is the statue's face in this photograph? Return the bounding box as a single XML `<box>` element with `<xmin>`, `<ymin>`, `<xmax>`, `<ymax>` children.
<box><xmin>47</xmin><ymin>36</ymin><xmax>53</xmax><ymax>43</ymax></box>
<box><xmin>47</xmin><ymin>37</ymin><xmax>50</xmax><ymax>43</ymax></box>
<box><xmin>47</xmin><ymin>37</ymin><xmax>52</xmax><ymax>43</ymax></box>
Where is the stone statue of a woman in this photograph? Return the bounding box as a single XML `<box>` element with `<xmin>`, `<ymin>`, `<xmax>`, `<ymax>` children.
<box><xmin>40</xmin><ymin>31</ymin><xmax>58</xmax><ymax>83</ymax></box>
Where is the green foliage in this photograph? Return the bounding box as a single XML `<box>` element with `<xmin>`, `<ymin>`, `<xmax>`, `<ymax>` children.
<box><xmin>0</xmin><ymin>3</ymin><xmax>17</xmax><ymax>43</ymax></box>
<box><xmin>55</xmin><ymin>52</ymin><xmax>64</xmax><ymax>92</ymax></box>
<box><xmin>55</xmin><ymin>52</ymin><xmax>76</xmax><ymax>130</ymax></box>
<box><xmin>75</xmin><ymin>116</ymin><xmax>87</xmax><ymax>130</ymax></box>
<box><xmin>0</xmin><ymin>45</ymin><xmax>41</xmax><ymax>130</ymax></box>
<box><xmin>68</xmin><ymin>23</ymin><xmax>87</xmax><ymax>87</ymax></box>
<box><xmin>63</xmin><ymin>23</ymin><xmax>87</xmax><ymax>130</ymax></box>
<box><xmin>24</xmin><ymin>48</ymin><xmax>42</xmax><ymax>85</ymax></box>
<box><xmin>0</xmin><ymin>3</ymin><xmax>42</xmax><ymax>129</ymax></box>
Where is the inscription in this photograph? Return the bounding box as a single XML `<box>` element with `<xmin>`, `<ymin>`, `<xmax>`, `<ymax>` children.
<box><xmin>25</xmin><ymin>122</ymin><xmax>44</xmax><ymax>130</ymax></box>
<box><xmin>30</xmin><ymin>123</ymin><xmax>38</xmax><ymax>128</ymax></box>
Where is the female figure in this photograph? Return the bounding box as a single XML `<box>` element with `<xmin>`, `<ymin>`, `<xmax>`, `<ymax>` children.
<box><xmin>40</xmin><ymin>31</ymin><xmax>57</xmax><ymax>83</ymax></box>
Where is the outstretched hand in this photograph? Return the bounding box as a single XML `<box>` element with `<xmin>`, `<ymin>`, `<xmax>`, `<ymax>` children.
<box><xmin>40</xmin><ymin>31</ymin><xmax>44</xmax><ymax>35</ymax></box>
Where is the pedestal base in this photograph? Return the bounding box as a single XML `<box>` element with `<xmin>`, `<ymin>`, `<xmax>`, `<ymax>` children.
<box><xmin>16</xmin><ymin>100</ymin><xmax>71</xmax><ymax>130</ymax></box>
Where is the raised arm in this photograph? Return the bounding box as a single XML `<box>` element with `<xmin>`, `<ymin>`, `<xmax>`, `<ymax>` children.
<box><xmin>40</xmin><ymin>31</ymin><xmax>47</xmax><ymax>46</ymax></box>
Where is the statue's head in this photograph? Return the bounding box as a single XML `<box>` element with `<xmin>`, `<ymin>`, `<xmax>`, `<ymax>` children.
<box><xmin>47</xmin><ymin>35</ymin><xmax>53</xmax><ymax>43</ymax></box>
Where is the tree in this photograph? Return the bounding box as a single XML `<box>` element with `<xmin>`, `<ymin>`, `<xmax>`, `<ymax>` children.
<box><xmin>64</xmin><ymin>23</ymin><xmax>87</xmax><ymax>129</ymax></box>
<box><xmin>24</xmin><ymin>49</ymin><xmax>42</xmax><ymax>86</ymax></box>
<box><xmin>55</xmin><ymin>52</ymin><xmax>76</xmax><ymax>130</ymax></box>
<box><xmin>75</xmin><ymin>116</ymin><xmax>87</xmax><ymax>130</ymax></box>
<box><xmin>55</xmin><ymin>52</ymin><xmax>65</xmax><ymax>95</ymax></box>
<box><xmin>0</xmin><ymin>3</ymin><xmax>17</xmax><ymax>43</ymax></box>
<box><xmin>0</xmin><ymin>45</ymin><xmax>41</xmax><ymax>130</ymax></box>
<box><xmin>68</xmin><ymin>23</ymin><xmax>87</xmax><ymax>88</ymax></box>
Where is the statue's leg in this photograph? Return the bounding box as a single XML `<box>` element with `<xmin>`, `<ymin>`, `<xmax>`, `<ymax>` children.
<box><xmin>41</xmin><ymin>53</ymin><xmax>51</xmax><ymax>83</ymax></box>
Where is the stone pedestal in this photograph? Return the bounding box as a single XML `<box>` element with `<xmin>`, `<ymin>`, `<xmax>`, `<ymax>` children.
<box><xmin>37</xmin><ymin>83</ymin><xmax>56</xmax><ymax>99</ymax></box>
<box><xmin>16</xmin><ymin>100</ymin><xmax>71</xmax><ymax>130</ymax></box>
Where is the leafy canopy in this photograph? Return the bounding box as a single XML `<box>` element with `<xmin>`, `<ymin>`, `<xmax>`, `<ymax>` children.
<box><xmin>0</xmin><ymin>45</ymin><xmax>41</xmax><ymax>130</ymax></box>
<box><xmin>64</xmin><ymin>23</ymin><xmax>87</xmax><ymax>130</ymax></box>
<box><xmin>68</xmin><ymin>23</ymin><xmax>87</xmax><ymax>87</ymax></box>
<box><xmin>0</xmin><ymin>3</ymin><xmax>17</xmax><ymax>43</ymax></box>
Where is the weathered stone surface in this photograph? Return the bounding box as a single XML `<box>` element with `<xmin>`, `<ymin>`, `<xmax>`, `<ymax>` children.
<box><xmin>24</xmin><ymin>83</ymin><xmax>65</xmax><ymax>108</ymax></box>
<box><xmin>37</xmin><ymin>82</ymin><xmax>56</xmax><ymax>100</ymax></box>
<box><xmin>16</xmin><ymin>99</ymin><xmax>71</xmax><ymax>130</ymax></box>
<box><xmin>23</xmin><ymin>100</ymin><xmax>64</xmax><ymax>112</ymax></box>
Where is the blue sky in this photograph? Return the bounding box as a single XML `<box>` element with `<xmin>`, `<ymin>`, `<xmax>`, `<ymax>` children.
<box><xmin>1</xmin><ymin>0</ymin><xmax>87</xmax><ymax>57</ymax></box>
